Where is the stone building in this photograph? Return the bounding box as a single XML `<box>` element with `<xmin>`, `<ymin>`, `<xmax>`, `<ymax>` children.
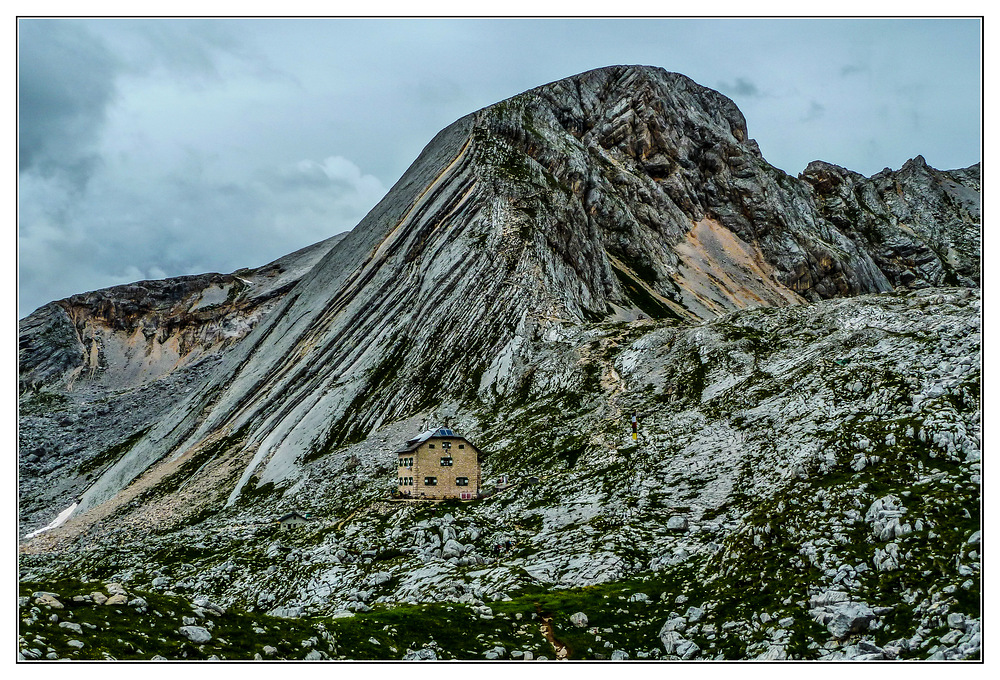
<box><xmin>395</xmin><ymin>427</ymin><xmax>481</xmax><ymax>499</ymax></box>
<box><xmin>277</xmin><ymin>510</ymin><xmax>310</xmax><ymax>531</ymax></box>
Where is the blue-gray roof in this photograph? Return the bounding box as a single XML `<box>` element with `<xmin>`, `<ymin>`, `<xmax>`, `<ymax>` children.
<box><xmin>394</xmin><ymin>427</ymin><xmax>471</xmax><ymax>453</ymax></box>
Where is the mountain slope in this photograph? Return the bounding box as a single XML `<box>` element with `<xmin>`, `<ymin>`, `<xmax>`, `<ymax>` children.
<box><xmin>24</xmin><ymin>66</ymin><xmax>979</xmax><ymax>527</ymax></box>
<box><xmin>18</xmin><ymin>65</ymin><xmax>980</xmax><ymax>661</ymax></box>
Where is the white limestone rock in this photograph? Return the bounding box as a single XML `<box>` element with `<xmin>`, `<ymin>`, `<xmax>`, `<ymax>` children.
<box><xmin>179</xmin><ymin>626</ymin><xmax>212</xmax><ymax>643</ymax></box>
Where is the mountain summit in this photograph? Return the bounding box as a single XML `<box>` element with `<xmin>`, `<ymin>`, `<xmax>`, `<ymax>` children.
<box><xmin>19</xmin><ymin>66</ymin><xmax>980</xmax><ymax>661</ymax></box>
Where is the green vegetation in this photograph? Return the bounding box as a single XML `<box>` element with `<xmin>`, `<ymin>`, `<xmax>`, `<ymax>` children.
<box><xmin>20</xmin><ymin>390</ymin><xmax>70</xmax><ymax>415</ymax></box>
<box><xmin>76</xmin><ymin>427</ymin><xmax>151</xmax><ymax>476</ymax></box>
<box><xmin>12</xmin><ymin>569</ymin><xmax>824</xmax><ymax>660</ymax></box>
<box><xmin>610</xmin><ymin>263</ymin><xmax>683</xmax><ymax>321</ymax></box>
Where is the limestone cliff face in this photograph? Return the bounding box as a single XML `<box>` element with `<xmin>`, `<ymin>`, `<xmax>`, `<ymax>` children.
<box><xmin>19</xmin><ymin>65</ymin><xmax>979</xmax><ymax>539</ymax></box>
<box><xmin>799</xmin><ymin>156</ymin><xmax>980</xmax><ymax>288</ymax></box>
<box><xmin>18</xmin><ymin>234</ymin><xmax>347</xmax><ymax>393</ymax></box>
<box><xmin>17</xmin><ymin>234</ymin><xmax>345</xmax><ymax>526</ymax></box>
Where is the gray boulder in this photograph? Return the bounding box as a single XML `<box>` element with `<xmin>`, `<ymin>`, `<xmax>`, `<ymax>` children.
<box><xmin>179</xmin><ymin>625</ymin><xmax>212</xmax><ymax>643</ymax></box>
<box><xmin>193</xmin><ymin>596</ymin><xmax>225</xmax><ymax>615</ymax></box>
<box><xmin>686</xmin><ymin>606</ymin><xmax>705</xmax><ymax>622</ymax></box>
<box><xmin>675</xmin><ymin>639</ymin><xmax>700</xmax><ymax>659</ymax></box>
<box><xmin>34</xmin><ymin>594</ymin><xmax>63</xmax><ymax>609</ymax></box>
<box><xmin>660</xmin><ymin>630</ymin><xmax>693</xmax><ymax>656</ymax></box>
<box><xmin>826</xmin><ymin>602</ymin><xmax>876</xmax><ymax>639</ymax></box>
<box><xmin>667</xmin><ymin>516</ymin><xmax>689</xmax><ymax>531</ymax></box>
<box><xmin>441</xmin><ymin>538</ymin><xmax>464</xmax><ymax>559</ymax></box>
<box><xmin>755</xmin><ymin>645</ymin><xmax>787</xmax><ymax>660</ymax></box>
<box><xmin>402</xmin><ymin>648</ymin><xmax>438</xmax><ymax>660</ymax></box>
<box><xmin>659</xmin><ymin>616</ymin><xmax>687</xmax><ymax>633</ymax></box>
<box><xmin>570</xmin><ymin>612</ymin><xmax>589</xmax><ymax>627</ymax></box>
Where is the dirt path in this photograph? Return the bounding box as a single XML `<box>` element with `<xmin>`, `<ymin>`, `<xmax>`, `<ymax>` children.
<box><xmin>537</xmin><ymin>611</ymin><xmax>570</xmax><ymax>660</ymax></box>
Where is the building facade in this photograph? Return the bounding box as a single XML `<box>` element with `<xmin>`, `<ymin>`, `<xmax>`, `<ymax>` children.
<box><xmin>396</xmin><ymin>427</ymin><xmax>481</xmax><ymax>499</ymax></box>
<box><xmin>277</xmin><ymin>510</ymin><xmax>310</xmax><ymax>531</ymax></box>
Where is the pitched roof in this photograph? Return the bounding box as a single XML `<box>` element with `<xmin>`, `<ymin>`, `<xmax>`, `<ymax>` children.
<box><xmin>278</xmin><ymin>511</ymin><xmax>309</xmax><ymax>522</ymax></box>
<box><xmin>393</xmin><ymin>427</ymin><xmax>472</xmax><ymax>453</ymax></box>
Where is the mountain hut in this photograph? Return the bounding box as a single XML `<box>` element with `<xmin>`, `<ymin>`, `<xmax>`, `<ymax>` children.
<box><xmin>395</xmin><ymin>427</ymin><xmax>481</xmax><ymax>500</ymax></box>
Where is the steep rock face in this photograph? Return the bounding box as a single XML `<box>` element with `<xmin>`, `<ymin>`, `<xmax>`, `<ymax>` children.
<box><xmin>19</xmin><ymin>233</ymin><xmax>347</xmax><ymax>393</ymax></box>
<box><xmin>17</xmin><ymin>234</ymin><xmax>346</xmax><ymax>528</ymax></box>
<box><xmin>19</xmin><ymin>65</ymin><xmax>979</xmax><ymax>547</ymax></box>
<box><xmin>799</xmin><ymin>156</ymin><xmax>980</xmax><ymax>288</ymax></box>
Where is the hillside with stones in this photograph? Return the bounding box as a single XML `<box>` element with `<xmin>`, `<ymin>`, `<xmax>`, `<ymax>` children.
<box><xmin>18</xmin><ymin>65</ymin><xmax>980</xmax><ymax>661</ymax></box>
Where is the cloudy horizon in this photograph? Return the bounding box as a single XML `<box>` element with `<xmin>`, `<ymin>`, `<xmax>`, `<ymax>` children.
<box><xmin>17</xmin><ymin>17</ymin><xmax>982</xmax><ymax>318</ymax></box>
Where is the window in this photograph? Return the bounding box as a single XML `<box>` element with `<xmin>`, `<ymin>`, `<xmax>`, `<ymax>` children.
<box><xmin>440</xmin><ymin>457</ymin><xmax>453</xmax><ymax>466</ymax></box>
<box><xmin>458</xmin><ymin>444</ymin><xmax>465</xmax><ymax>449</ymax></box>
<box><xmin>428</xmin><ymin>444</ymin><xmax>435</xmax><ymax>449</ymax></box>
<box><xmin>398</xmin><ymin>477</ymin><xmax>403</xmax><ymax>485</ymax></box>
<box><xmin>456</xmin><ymin>477</ymin><xmax>469</xmax><ymax>486</ymax></box>
<box><xmin>424</xmin><ymin>477</ymin><xmax>437</xmax><ymax>486</ymax></box>
<box><xmin>442</xmin><ymin>441</ymin><xmax>452</xmax><ymax>450</ymax></box>
<box><xmin>399</xmin><ymin>457</ymin><xmax>413</xmax><ymax>467</ymax></box>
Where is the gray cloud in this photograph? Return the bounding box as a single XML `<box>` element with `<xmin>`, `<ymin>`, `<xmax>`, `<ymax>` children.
<box><xmin>18</xmin><ymin>147</ymin><xmax>386</xmax><ymax>316</ymax></box>
<box><xmin>718</xmin><ymin>77</ymin><xmax>762</xmax><ymax>98</ymax></box>
<box><xmin>801</xmin><ymin>100</ymin><xmax>826</xmax><ymax>122</ymax></box>
<box><xmin>18</xmin><ymin>20</ymin><xmax>119</xmax><ymax>190</ymax></box>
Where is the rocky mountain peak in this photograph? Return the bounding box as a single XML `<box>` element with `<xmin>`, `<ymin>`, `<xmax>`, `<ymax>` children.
<box><xmin>18</xmin><ymin>66</ymin><xmax>980</xmax><ymax>662</ymax></box>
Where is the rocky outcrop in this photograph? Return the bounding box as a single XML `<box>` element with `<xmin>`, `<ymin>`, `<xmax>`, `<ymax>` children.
<box><xmin>800</xmin><ymin>156</ymin><xmax>980</xmax><ymax>289</ymax></box>
<box><xmin>19</xmin><ymin>233</ymin><xmax>347</xmax><ymax>394</ymax></box>
<box><xmin>17</xmin><ymin>234</ymin><xmax>346</xmax><ymax>532</ymax></box>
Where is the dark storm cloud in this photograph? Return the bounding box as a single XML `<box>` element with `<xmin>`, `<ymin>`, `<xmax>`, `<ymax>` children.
<box><xmin>99</xmin><ymin>19</ymin><xmax>285</xmax><ymax>83</ymax></box>
<box><xmin>18</xmin><ymin>20</ymin><xmax>119</xmax><ymax>190</ymax></box>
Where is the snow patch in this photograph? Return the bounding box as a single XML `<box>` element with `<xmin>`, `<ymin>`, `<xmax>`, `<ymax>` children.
<box><xmin>25</xmin><ymin>502</ymin><xmax>78</xmax><ymax>539</ymax></box>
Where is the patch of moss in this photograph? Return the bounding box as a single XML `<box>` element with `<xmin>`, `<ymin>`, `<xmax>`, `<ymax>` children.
<box><xmin>19</xmin><ymin>390</ymin><xmax>70</xmax><ymax>415</ymax></box>
<box><xmin>75</xmin><ymin>427</ymin><xmax>151</xmax><ymax>476</ymax></box>
<box><xmin>611</xmin><ymin>263</ymin><xmax>683</xmax><ymax>321</ymax></box>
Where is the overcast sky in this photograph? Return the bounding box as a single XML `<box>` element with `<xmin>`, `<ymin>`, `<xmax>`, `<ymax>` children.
<box><xmin>17</xmin><ymin>17</ymin><xmax>982</xmax><ymax>318</ymax></box>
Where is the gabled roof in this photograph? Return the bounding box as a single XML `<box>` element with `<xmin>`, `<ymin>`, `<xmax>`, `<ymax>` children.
<box><xmin>277</xmin><ymin>510</ymin><xmax>309</xmax><ymax>522</ymax></box>
<box><xmin>393</xmin><ymin>427</ymin><xmax>474</xmax><ymax>454</ymax></box>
